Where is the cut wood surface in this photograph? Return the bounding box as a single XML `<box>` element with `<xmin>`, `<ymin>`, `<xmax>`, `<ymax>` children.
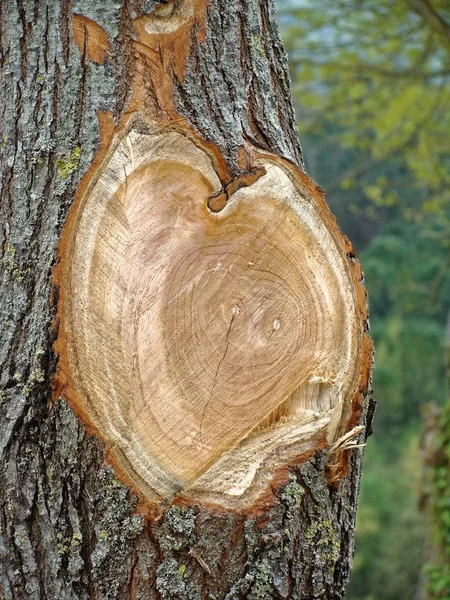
<box><xmin>55</xmin><ymin>121</ymin><xmax>367</xmax><ymax>509</ymax></box>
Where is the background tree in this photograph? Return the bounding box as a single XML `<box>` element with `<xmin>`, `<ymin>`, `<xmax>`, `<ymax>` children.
<box><xmin>276</xmin><ymin>1</ymin><xmax>450</xmax><ymax>598</ymax></box>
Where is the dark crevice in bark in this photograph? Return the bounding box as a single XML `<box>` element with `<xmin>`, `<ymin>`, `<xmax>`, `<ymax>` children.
<box><xmin>114</xmin><ymin>1</ymin><xmax>136</xmax><ymax>121</ymax></box>
<box><xmin>60</xmin><ymin>0</ymin><xmax>71</xmax><ymax>67</ymax></box>
<box><xmin>74</xmin><ymin>29</ymin><xmax>89</xmax><ymax>138</ymax></box>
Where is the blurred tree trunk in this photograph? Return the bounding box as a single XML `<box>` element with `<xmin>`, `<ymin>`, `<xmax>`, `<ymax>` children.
<box><xmin>418</xmin><ymin>311</ymin><xmax>450</xmax><ymax>599</ymax></box>
<box><xmin>0</xmin><ymin>1</ymin><xmax>371</xmax><ymax>599</ymax></box>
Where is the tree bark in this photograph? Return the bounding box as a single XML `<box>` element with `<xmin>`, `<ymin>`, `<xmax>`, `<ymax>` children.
<box><xmin>0</xmin><ymin>1</ymin><xmax>372</xmax><ymax>599</ymax></box>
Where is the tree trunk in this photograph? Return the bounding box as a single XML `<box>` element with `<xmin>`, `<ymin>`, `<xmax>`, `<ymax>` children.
<box><xmin>0</xmin><ymin>1</ymin><xmax>373</xmax><ymax>599</ymax></box>
<box><xmin>418</xmin><ymin>312</ymin><xmax>450</xmax><ymax>599</ymax></box>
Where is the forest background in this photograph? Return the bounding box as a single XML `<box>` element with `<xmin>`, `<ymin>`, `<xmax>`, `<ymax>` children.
<box><xmin>276</xmin><ymin>1</ymin><xmax>450</xmax><ymax>599</ymax></box>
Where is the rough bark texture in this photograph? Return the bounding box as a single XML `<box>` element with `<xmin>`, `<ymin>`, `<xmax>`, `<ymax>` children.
<box><xmin>0</xmin><ymin>1</ymin><xmax>372</xmax><ymax>599</ymax></box>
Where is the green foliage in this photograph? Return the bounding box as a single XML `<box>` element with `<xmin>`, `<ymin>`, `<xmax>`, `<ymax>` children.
<box><xmin>425</xmin><ymin>403</ymin><xmax>450</xmax><ymax>599</ymax></box>
<box><xmin>363</xmin><ymin>218</ymin><xmax>449</xmax><ymax>433</ymax></box>
<box><xmin>278</xmin><ymin>0</ymin><xmax>450</xmax><ymax>226</ymax></box>
<box><xmin>426</xmin><ymin>563</ymin><xmax>450</xmax><ymax>600</ymax></box>
<box><xmin>349</xmin><ymin>434</ymin><xmax>425</xmax><ymax>600</ymax></box>
<box><xmin>276</xmin><ymin>1</ymin><xmax>450</xmax><ymax>598</ymax></box>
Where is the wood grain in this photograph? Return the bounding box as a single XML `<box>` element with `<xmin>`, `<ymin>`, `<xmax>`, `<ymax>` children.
<box><xmin>54</xmin><ymin>123</ymin><xmax>366</xmax><ymax>508</ymax></box>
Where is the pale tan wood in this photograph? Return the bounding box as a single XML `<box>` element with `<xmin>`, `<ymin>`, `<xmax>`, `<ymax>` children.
<box><xmin>55</xmin><ymin>121</ymin><xmax>366</xmax><ymax>508</ymax></box>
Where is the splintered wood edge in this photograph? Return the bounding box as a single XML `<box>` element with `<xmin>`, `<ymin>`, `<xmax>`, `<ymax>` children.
<box><xmin>53</xmin><ymin>121</ymin><xmax>372</xmax><ymax>512</ymax></box>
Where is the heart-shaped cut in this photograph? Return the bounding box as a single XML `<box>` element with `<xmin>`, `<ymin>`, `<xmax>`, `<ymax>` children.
<box><xmin>57</xmin><ymin>128</ymin><xmax>362</xmax><ymax>504</ymax></box>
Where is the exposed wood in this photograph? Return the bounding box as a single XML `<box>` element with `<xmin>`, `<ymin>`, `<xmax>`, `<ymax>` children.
<box><xmin>54</xmin><ymin>125</ymin><xmax>366</xmax><ymax>508</ymax></box>
<box><xmin>0</xmin><ymin>0</ymin><xmax>372</xmax><ymax>598</ymax></box>
<box><xmin>73</xmin><ymin>15</ymin><xmax>112</xmax><ymax>66</ymax></box>
<box><xmin>52</xmin><ymin>3</ymin><xmax>370</xmax><ymax>511</ymax></box>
